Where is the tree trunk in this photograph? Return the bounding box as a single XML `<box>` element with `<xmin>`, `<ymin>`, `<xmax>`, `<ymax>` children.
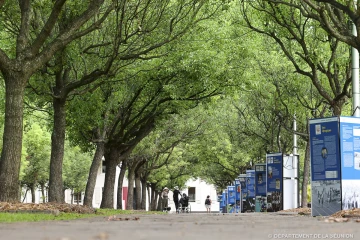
<box><xmin>48</xmin><ymin>97</ymin><xmax>66</xmax><ymax>202</ymax></box>
<box><xmin>302</xmin><ymin>138</ymin><xmax>311</xmax><ymax>208</ymax></box>
<box><xmin>0</xmin><ymin>75</ymin><xmax>26</xmax><ymax>202</ymax></box>
<box><xmin>71</xmin><ymin>190</ymin><xmax>74</xmax><ymax>204</ymax></box>
<box><xmin>84</xmin><ymin>142</ymin><xmax>105</xmax><ymax>207</ymax></box>
<box><xmin>140</xmin><ymin>178</ymin><xmax>147</xmax><ymax>210</ymax></box>
<box><xmin>31</xmin><ymin>184</ymin><xmax>35</xmax><ymax>203</ymax></box>
<box><xmin>41</xmin><ymin>184</ymin><xmax>46</xmax><ymax>203</ymax></box>
<box><xmin>135</xmin><ymin>174</ymin><xmax>141</xmax><ymax>210</ymax></box>
<box><xmin>147</xmin><ymin>185</ymin><xmax>151</xmax><ymax>210</ymax></box>
<box><xmin>150</xmin><ymin>184</ymin><xmax>157</xmax><ymax>211</ymax></box>
<box><xmin>100</xmin><ymin>147</ymin><xmax>119</xmax><ymax>209</ymax></box>
<box><xmin>22</xmin><ymin>188</ymin><xmax>28</xmax><ymax>203</ymax></box>
<box><xmin>332</xmin><ymin>101</ymin><xmax>343</xmax><ymax>117</ymax></box>
<box><xmin>117</xmin><ymin>160</ymin><xmax>127</xmax><ymax>209</ymax></box>
<box><xmin>63</xmin><ymin>189</ymin><xmax>66</xmax><ymax>202</ymax></box>
<box><xmin>18</xmin><ymin>184</ymin><xmax>22</xmax><ymax>201</ymax></box>
<box><xmin>126</xmin><ymin>167</ymin><xmax>135</xmax><ymax>210</ymax></box>
<box><xmin>154</xmin><ymin>193</ymin><xmax>159</xmax><ymax>211</ymax></box>
<box><xmin>156</xmin><ymin>192</ymin><xmax>162</xmax><ymax>211</ymax></box>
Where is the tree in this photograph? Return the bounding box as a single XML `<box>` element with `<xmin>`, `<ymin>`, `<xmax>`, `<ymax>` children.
<box><xmin>126</xmin><ymin>110</ymin><xmax>205</xmax><ymax>210</ymax></box>
<box><xmin>238</xmin><ymin>0</ymin><xmax>355</xmax><ymax>206</ymax></box>
<box><xmin>240</xmin><ymin>0</ymin><xmax>357</xmax><ymax>50</ymax></box>
<box><xmin>63</xmin><ymin>143</ymin><xmax>92</xmax><ymax>204</ymax></box>
<box><xmin>297</xmin><ymin>1</ymin><xmax>360</xmax><ymax>51</ymax></box>
<box><xmin>240</xmin><ymin>0</ymin><xmax>352</xmax><ymax>116</ymax></box>
<box><xmin>21</xmin><ymin>121</ymin><xmax>51</xmax><ymax>203</ymax></box>
<box><xmin>32</xmin><ymin>0</ymin><xmax>222</xmax><ymax>204</ymax></box>
<box><xmin>97</xmin><ymin>69</ymin><xmax>220</xmax><ymax>209</ymax></box>
<box><xmin>67</xmin><ymin>3</ymin><xmax>237</xmax><ymax>208</ymax></box>
<box><xmin>0</xmin><ymin>0</ymin><xmax>114</xmax><ymax>201</ymax></box>
<box><xmin>0</xmin><ymin>0</ymin><xmax>226</xmax><ymax>203</ymax></box>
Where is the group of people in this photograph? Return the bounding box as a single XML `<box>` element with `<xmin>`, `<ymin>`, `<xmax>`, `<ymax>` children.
<box><xmin>317</xmin><ymin>186</ymin><xmax>341</xmax><ymax>208</ymax></box>
<box><xmin>161</xmin><ymin>186</ymin><xmax>189</xmax><ymax>213</ymax></box>
<box><xmin>161</xmin><ymin>186</ymin><xmax>212</xmax><ymax>213</ymax></box>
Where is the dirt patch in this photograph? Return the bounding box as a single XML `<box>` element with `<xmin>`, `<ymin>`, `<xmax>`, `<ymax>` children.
<box><xmin>279</xmin><ymin>207</ymin><xmax>311</xmax><ymax>215</ymax></box>
<box><xmin>278</xmin><ymin>207</ymin><xmax>360</xmax><ymax>219</ymax></box>
<box><xmin>330</xmin><ymin>208</ymin><xmax>360</xmax><ymax>219</ymax></box>
<box><xmin>0</xmin><ymin>202</ymin><xmax>96</xmax><ymax>214</ymax></box>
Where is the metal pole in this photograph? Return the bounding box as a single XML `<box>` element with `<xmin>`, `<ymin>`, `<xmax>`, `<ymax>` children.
<box><xmin>353</xmin><ymin>1</ymin><xmax>360</xmax><ymax>117</ymax></box>
<box><xmin>293</xmin><ymin>114</ymin><xmax>299</xmax><ymax>208</ymax></box>
<box><xmin>293</xmin><ymin>114</ymin><xmax>297</xmax><ymax>155</ymax></box>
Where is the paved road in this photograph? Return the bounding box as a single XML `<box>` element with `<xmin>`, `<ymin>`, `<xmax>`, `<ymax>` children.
<box><xmin>0</xmin><ymin>212</ymin><xmax>358</xmax><ymax>240</ymax></box>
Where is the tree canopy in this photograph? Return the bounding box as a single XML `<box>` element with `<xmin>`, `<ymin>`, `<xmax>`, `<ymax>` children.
<box><xmin>0</xmin><ymin>0</ymin><xmax>358</xmax><ymax>208</ymax></box>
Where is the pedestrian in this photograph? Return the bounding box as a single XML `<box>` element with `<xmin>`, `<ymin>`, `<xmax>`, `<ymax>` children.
<box><xmin>173</xmin><ymin>186</ymin><xmax>181</xmax><ymax>213</ymax></box>
<box><xmin>205</xmin><ymin>195</ymin><xmax>212</xmax><ymax>213</ymax></box>
<box><xmin>162</xmin><ymin>187</ymin><xmax>170</xmax><ymax>211</ymax></box>
<box><xmin>179</xmin><ymin>193</ymin><xmax>190</xmax><ymax>213</ymax></box>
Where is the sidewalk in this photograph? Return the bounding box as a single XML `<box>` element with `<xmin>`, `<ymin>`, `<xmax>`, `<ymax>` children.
<box><xmin>0</xmin><ymin>212</ymin><xmax>358</xmax><ymax>240</ymax></box>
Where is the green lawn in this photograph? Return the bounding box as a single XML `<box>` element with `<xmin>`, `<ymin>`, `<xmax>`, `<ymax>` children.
<box><xmin>0</xmin><ymin>209</ymin><xmax>165</xmax><ymax>223</ymax></box>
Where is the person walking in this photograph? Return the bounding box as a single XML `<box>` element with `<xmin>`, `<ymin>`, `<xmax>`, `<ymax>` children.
<box><xmin>173</xmin><ymin>186</ymin><xmax>181</xmax><ymax>213</ymax></box>
<box><xmin>205</xmin><ymin>195</ymin><xmax>212</xmax><ymax>213</ymax></box>
<box><xmin>162</xmin><ymin>187</ymin><xmax>170</xmax><ymax>211</ymax></box>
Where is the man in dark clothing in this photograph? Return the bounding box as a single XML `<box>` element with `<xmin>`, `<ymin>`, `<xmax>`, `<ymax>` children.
<box><xmin>173</xmin><ymin>186</ymin><xmax>181</xmax><ymax>212</ymax></box>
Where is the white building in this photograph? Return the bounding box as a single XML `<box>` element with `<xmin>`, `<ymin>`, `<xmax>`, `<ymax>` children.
<box><xmin>169</xmin><ymin>178</ymin><xmax>219</xmax><ymax>213</ymax></box>
<box><xmin>22</xmin><ymin>164</ymin><xmax>219</xmax><ymax>213</ymax></box>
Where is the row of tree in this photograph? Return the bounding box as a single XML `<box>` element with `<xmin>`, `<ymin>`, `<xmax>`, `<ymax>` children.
<box><xmin>0</xmin><ymin>1</ymin><xmax>359</xmax><ymax>209</ymax></box>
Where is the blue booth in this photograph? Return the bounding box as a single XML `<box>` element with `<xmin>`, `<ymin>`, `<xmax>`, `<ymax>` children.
<box><xmin>309</xmin><ymin>116</ymin><xmax>360</xmax><ymax>216</ymax></box>
<box><xmin>266</xmin><ymin>152</ymin><xmax>283</xmax><ymax>212</ymax></box>
<box><xmin>246</xmin><ymin>170</ymin><xmax>255</xmax><ymax>212</ymax></box>
<box><xmin>227</xmin><ymin>185</ymin><xmax>236</xmax><ymax>213</ymax></box>
<box><xmin>255</xmin><ymin>163</ymin><xmax>267</xmax><ymax>212</ymax></box>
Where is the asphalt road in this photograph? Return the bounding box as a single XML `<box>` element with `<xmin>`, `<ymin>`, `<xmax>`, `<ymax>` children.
<box><xmin>0</xmin><ymin>212</ymin><xmax>358</xmax><ymax>240</ymax></box>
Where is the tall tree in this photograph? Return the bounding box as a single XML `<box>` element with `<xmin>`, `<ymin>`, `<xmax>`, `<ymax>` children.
<box><xmin>240</xmin><ymin>0</ymin><xmax>352</xmax><ymax>116</ymax></box>
<box><xmin>238</xmin><ymin>0</ymin><xmax>355</xmax><ymax>206</ymax></box>
<box><xmin>290</xmin><ymin>1</ymin><xmax>360</xmax><ymax>51</ymax></box>
<box><xmin>50</xmin><ymin>0</ymin><xmax>223</xmax><ymax>205</ymax></box>
<box><xmin>21</xmin><ymin>121</ymin><xmax>51</xmax><ymax>203</ymax></box>
<box><xmin>127</xmin><ymin>111</ymin><xmax>205</xmax><ymax>209</ymax></box>
<box><xmin>63</xmin><ymin>143</ymin><xmax>92</xmax><ymax>204</ymax></box>
<box><xmin>0</xmin><ymin>0</ymin><xmax>114</xmax><ymax>201</ymax></box>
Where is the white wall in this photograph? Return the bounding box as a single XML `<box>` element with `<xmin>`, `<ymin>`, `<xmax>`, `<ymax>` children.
<box><xmin>21</xmin><ymin>188</ymin><xmax>44</xmax><ymax>204</ymax></box>
<box><xmin>91</xmin><ymin>165</ymin><xmax>127</xmax><ymax>209</ymax></box>
<box><xmin>167</xmin><ymin>178</ymin><xmax>219</xmax><ymax>213</ymax></box>
<box><xmin>89</xmin><ymin>166</ymin><xmax>219</xmax><ymax>212</ymax></box>
<box><xmin>21</xmin><ymin>164</ymin><xmax>218</xmax><ymax>213</ymax></box>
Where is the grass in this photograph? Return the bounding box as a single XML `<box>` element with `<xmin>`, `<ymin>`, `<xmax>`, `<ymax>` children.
<box><xmin>0</xmin><ymin>209</ymin><xmax>165</xmax><ymax>223</ymax></box>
